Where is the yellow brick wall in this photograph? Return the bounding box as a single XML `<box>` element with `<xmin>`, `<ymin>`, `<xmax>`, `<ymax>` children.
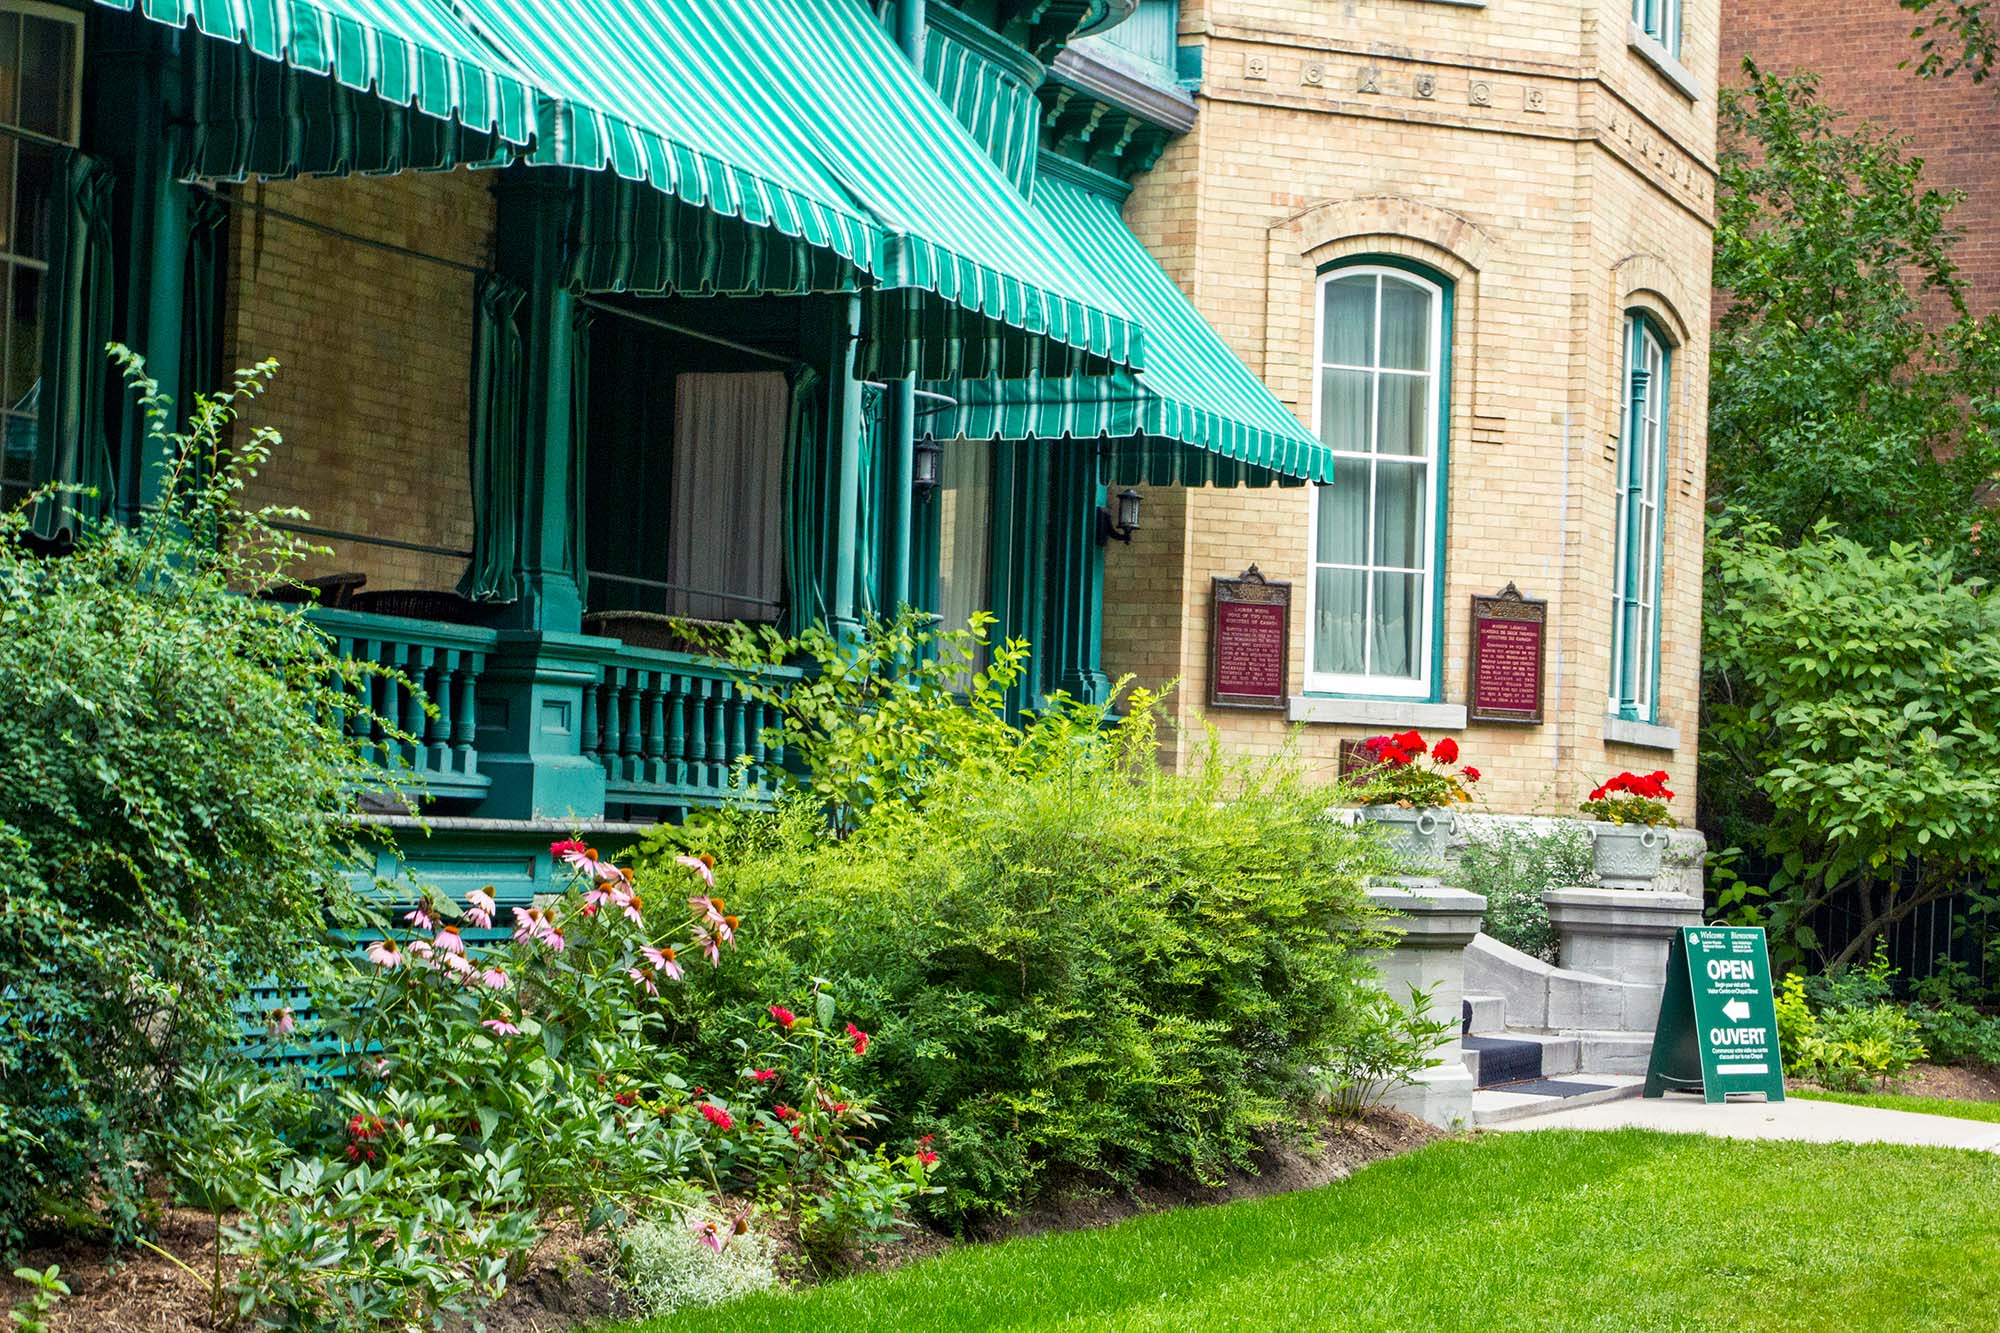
<box><xmin>1104</xmin><ymin>0</ymin><xmax>1715</xmax><ymax>821</ymax></box>
<box><xmin>228</xmin><ymin>169</ymin><xmax>495</xmax><ymax>594</ymax></box>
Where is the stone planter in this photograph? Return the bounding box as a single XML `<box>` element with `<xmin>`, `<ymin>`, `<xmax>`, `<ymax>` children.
<box><xmin>1590</xmin><ymin>820</ymin><xmax>1668</xmax><ymax>890</ymax></box>
<box><xmin>1357</xmin><ymin>805</ymin><xmax>1455</xmax><ymax>881</ymax></box>
<box><xmin>1542</xmin><ymin>886</ymin><xmax>1704</xmax><ymax>1031</ymax></box>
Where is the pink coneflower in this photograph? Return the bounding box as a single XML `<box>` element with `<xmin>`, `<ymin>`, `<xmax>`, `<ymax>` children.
<box><xmin>676</xmin><ymin>853</ymin><xmax>716</xmax><ymax>889</ymax></box>
<box><xmin>434</xmin><ymin>925</ymin><xmax>466</xmax><ymax>955</ymax></box>
<box><xmin>690</xmin><ymin>924</ymin><xmax>721</xmax><ymax>966</ymax></box>
<box><xmin>621</xmin><ymin>891</ymin><xmax>645</xmax><ymax>925</ymax></box>
<box><xmin>478</xmin><ymin>966</ymin><xmax>509</xmax><ymax>990</ymax></box>
<box><xmin>543</xmin><ymin>927</ymin><xmax>566</xmax><ymax>953</ymax></box>
<box><xmin>481</xmin><ymin>1017</ymin><xmax>521</xmax><ymax>1037</ymax></box>
<box><xmin>465</xmin><ymin>889</ymin><xmax>495</xmax><ymax>930</ymax></box>
<box><xmin>627</xmin><ymin>967</ymin><xmax>659</xmax><ymax>997</ymax></box>
<box><xmin>265</xmin><ymin>1007</ymin><xmax>296</xmax><ymax>1038</ymax></box>
<box><xmin>693</xmin><ymin>1219</ymin><xmax>726</xmax><ymax>1253</ymax></box>
<box><xmin>403</xmin><ymin>900</ymin><xmax>436</xmax><ymax>931</ymax></box>
<box><xmin>444</xmin><ymin>951</ymin><xmax>476</xmax><ymax>980</ymax></box>
<box><xmin>512</xmin><ymin>906</ymin><xmax>545</xmax><ymax>943</ymax></box>
<box><xmin>642</xmin><ymin>945</ymin><xmax>684</xmax><ymax>982</ymax></box>
<box><xmin>364</xmin><ymin>939</ymin><xmax>403</xmax><ymax>969</ymax></box>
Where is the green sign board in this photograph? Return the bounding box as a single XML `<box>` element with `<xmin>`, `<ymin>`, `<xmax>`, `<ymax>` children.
<box><xmin>1644</xmin><ymin>926</ymin><xmax>1786</xmax><ymax>1103</ymax></box>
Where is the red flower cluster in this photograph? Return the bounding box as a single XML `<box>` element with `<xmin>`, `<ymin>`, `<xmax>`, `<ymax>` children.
<box><xmin>773</xmin><ymin>1104</ymin><xmax>796</xmax><ymax>1121</ymax></box>
<box><xmin>613</xmin><ymin>1091</ymin><xmax>637</xmax><ymax>1107</ymax></box>
<box><xmin>343</xmin><ymin>1114</ymin><xmax>387</xmax><ymax>1163</ymax></box>
<box><xmin>549</xmin><ymin>838</ymin><xmax>588</xmax><ymax>860</ymax></box>
<box><xmin>750</xmin><ymin>1068</ymin><xmax>778</xmax><ymax>1083</ymax></box>
<box><xmin>1360</xmin><ymin>729</ymin><xmax>1428</xmax><ymax>767</ymax></box>
<box><xmin>769</xmin><ymin>1004</ymin><xmax>796</xmax><ymax>1029</ymax></box>
<box><xmin>698</xmin><ymin>1102</ymin><xmax>734</xmax><ymax>1131</ymax></box>
<box><xmin>1589</xmin><ymin>770</ymin><xmax>1673</xmax><ymax>802</ymax></box>
<box><xmin>846</xmin><ymin>1022</ymin><xmax>870</xmax><ymax>1056</ymax></box>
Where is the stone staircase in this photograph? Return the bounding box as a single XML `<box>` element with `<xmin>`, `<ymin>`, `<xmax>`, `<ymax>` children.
<box><xmin>1457</xmin><ymin>934</ymin><xmax>1667</xmax><ymax>1123</ymax></box>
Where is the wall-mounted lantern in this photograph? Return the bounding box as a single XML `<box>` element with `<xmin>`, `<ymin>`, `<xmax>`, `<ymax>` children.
<box><xmin>1097</xmin><ymin>487</ymin><xmax>1142</xmax><ymax>545</ymax></box>
<box><xmin>913</xmin><ymin>436</ymin><xmax>943</xmax><ymax>496</ymax></box>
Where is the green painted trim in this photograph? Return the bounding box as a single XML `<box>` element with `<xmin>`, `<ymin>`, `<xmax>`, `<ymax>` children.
<box><xmin>1311</xmin><ymin>254</ymin><xmax>1454</xmax><ymax>705</ymax></box>
<box><xmin>1037</xmin><ymin>149</ymin><xmax>1134</xmax><ymax>204</ymax></box>
<box><xmin>925</xmin><ymin>1</ymin><xmax>1046</xmax><ymax>86</ymax></box>
<box><xmin>1613</xmin><ymin>309</ymin><xmax>1670</xmax><ymax>725</ymax></box>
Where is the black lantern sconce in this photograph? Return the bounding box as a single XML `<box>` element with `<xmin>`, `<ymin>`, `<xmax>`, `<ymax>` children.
<box><xmin>1097</xmin><ymin>487</ymin><xmax>1142</xmax><ymax>545</ymax></box>
<box><xmin>913</xmin><ymin>436</ymin><xmax>943</xmax><ymax>496</ymax></box>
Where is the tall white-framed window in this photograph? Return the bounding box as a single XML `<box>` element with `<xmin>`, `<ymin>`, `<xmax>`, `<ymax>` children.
<box><xmin>1611</xmin><ymin>312</ymin><xmax>1670</xmax><ymax>721</ymax></box>
<box><xmin>0</xmin><ymin>1</ymin><xmax>84</xmax><ymax>512</ymax></box>
<box><xmin>1631</xmin><ymin>0</ymin><xmax>1682</xmax><ymax>57</ymax></box>
<box><xmin>1306</xmin><ymin>262</ymin><xmax>1448</xmax><ymax>699</ymax></box>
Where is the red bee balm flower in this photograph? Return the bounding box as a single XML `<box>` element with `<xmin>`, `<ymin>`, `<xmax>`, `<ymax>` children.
<box><xmin>918</xmin><ymin>1150</ymin><xmax>939</xmax><ymax>1167</ymax></box>
<box><xmin>750</xmin><ymin>1068</ymin><xmax>778</xmax><ymax>1083</ymax></box>
<box><xmin>846</xmin><ymin>1023</ymin><xmax>870</xmax><ymax>1056</ymax></box>
<box><xmin>1432</xmin><ymin>737</ymin><xmax>1459</xmax><ymax>764</ymax></box>
<box><xmin>769</xmin><ymin>1005</ymin><xmax>796</xmax><ymax>1029</ymax></box>
<box><xmin>698</xmin><ymin>1102</ymin><xmax>734</xmax><ymax>1131</ymax></box>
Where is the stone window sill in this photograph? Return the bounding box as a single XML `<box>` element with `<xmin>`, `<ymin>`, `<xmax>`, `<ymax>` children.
<box><xmin>1604</xmin><ymin>714</ymin><xmax>1681</xmax><ymax>751</ymax></box>
<box><xmin>1288</xmin><ymin>696</ymin><xmax>1469</xmax><ymax>729</ymax></box>
<box><xmin>1628</xmin><ymin>22</ymin><xmax>1701</xmax><ymax>102</ymax></box>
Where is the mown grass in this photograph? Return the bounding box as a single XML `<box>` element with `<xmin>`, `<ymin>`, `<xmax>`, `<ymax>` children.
<box><xmin>609</xmin><ymin>1129</ymin><xmax>2000</xmax><ymax>1332</ymax></box>
<box><xmin>1792</xmin><ymin>1088</ymin><xmax>2000</xmax><ymax>1124</ymax></box>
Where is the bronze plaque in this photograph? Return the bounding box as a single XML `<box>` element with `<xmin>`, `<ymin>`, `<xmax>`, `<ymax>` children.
<box><xmin>1469</xmin><ymin>583</ymin><xmax>1548</xmax><ymax>724</ymax></box>
<box><xmin>1209</xmin><ymin>565</ymin><xmax>1290</xmax><ymax>710</ymax></box>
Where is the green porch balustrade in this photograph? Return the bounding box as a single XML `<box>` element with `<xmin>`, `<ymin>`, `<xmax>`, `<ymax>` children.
<box><xmin>310</xmin><ymin>606</ymin><xmax>496</xmax><ymax>802</ymax></box>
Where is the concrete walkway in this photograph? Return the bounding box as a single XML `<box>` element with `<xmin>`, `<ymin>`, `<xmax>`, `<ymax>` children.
<box><xmin>1491</xmin><ymin>1090</ymin><xmax>2000</xmax><ymax>1152</ymax></box>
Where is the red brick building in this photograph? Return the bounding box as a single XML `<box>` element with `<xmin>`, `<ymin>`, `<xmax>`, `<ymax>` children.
<box><xmin>1721</xmin><ymin>0</ymin><xmax>2000</xmax><ymax>316</ymax></box>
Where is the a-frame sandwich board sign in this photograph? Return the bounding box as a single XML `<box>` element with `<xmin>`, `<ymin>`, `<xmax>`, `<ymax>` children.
<box><xmin>1645</xmin><ymin>925</ymin><xmax>1786</xmax><ymax>1103</ymax></box>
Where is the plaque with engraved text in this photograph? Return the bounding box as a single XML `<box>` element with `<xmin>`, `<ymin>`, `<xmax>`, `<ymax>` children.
<box><xmin>1469</xmin><ymin>583</ymin><xmax>1548</xmax><ymax>725</ymax></box>
<box><xmin>1209</xmin><ymin>566</ymin><xmax>1291</xmax><ymax>710</ymax></box>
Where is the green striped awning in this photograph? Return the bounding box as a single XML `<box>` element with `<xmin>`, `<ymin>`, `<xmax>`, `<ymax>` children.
<box><xmin>931</xmin><ymin>160</ymin><xmax>1334</xmax><ymax>486</ymax></box>
<box><xmin>456</xmin><ymin>0</ymin><xmax>1142</xmax><ymax>373</ymax></box>
<box><xmin>96</xmin><ymin>0</ymin><xmax>536</xmax><ymax>146</ymax></box>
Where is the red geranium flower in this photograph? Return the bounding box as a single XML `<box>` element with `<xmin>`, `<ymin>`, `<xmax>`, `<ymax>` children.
<box><xmin>1463</xmin><ymin>766</ymin><xmax>1481</xmax><ymax>782</ymax></box>
<box><xmin>1390</xmin><ymin>730</ymin><xmax>1427</xmax><ymax>756</ymax></box>
<box><xmin>1433</xmin><ymin>737</ymin><xmax>1459</xmax><ymax>764</ymax></box>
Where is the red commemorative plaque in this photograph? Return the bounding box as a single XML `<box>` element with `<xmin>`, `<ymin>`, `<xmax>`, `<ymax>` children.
<box><xmin>1209</xmin><ymin>565</ymin><xmax>1291</xmax><ymax>710</ymax></box>
<box><xmin>1469</xmin><ymin>583</ymin><xmax>1548</xmax><ymax>725</ymax></box>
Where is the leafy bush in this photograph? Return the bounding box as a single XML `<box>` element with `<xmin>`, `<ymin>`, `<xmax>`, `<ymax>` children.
<box><xmin>1703</xmin><ymin>521</ymin><xmax>2000</xmax><ymax>970</ymax></box>
<box><xmin>619</xmin><ymin>1208</ymin><xmax>778</xmax><ymax>1318</ymax></box>
<box><xmin>1453</xmin><ymin>821</ymin><xmax>1593</xmax><ymax>962</ymax></box>
<box><xmin>638</xmin><ymin>701</ymin><xmax>1397</xmax><ymax>1225</ymax></box>
<box><xmin>1907</xmin><ymin>1001</ymin><xmax>2000</xmax><ymax>1066</ymax></box>
<box><xmin>1778</xmin><ymin>957</ymin><xmax>1933</xmax><ymax>1091</ymax></box>
<box><xmin>1306</xmin><ymin>986</ymin><xmax>1456</xmax><ymax>1117</ymax></box>
<box><xmin>0</xmin><ymin>353</ymin><xmax>396</xmax><ymax>1255</ymax></box>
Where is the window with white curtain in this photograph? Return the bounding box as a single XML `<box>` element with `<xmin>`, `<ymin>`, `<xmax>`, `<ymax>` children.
<box><xmin>667</xmin><ymin>371</ymin><xmax>789</xmax><ymax>622</ymax></box>
<box><xmin>1306</xmin><ymin>264</ymin><xmax>1447</xmax><ymax>698</ymax></box>
<box><xmin>1631</xmin><ymin>0</ymin><xmax>1682</xmax><ymax>56</ymax></box>
<box><xmin>0</xmin><ymin>3</ymin><xmax>83</xmax><ymax>512</ymax></box>
<box><xmin>935</xmin><ymin>436</ymin><xmax>992</xmax><ymax>685</ymax></box>
<box><xmin>1611</xmin><ymin>314</ymin><xmax>1669</xmax><ymax>721</ymax></box>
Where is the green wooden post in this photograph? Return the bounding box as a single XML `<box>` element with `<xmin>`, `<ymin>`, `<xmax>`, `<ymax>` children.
<box><xmin>476</xmin><ymin>169</ymin><xmax>606</xmax><ymax>821</ymax></box>
<box><xmin>989</xmin><ymin>437</ymin><xmax>1053</xmax><ymax>717</ymax></box>
<box><xmin>887</xmin><ymin>0</ymin><xmax>923</xmax><ymax>614</ymax></box>
<box><xmin>91</xmin><ymin>19</ymin><xmax>188</xmax><ymax>522</ymax></box>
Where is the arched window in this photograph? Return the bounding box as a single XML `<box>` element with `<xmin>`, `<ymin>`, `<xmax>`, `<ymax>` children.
<box><xmin>1306</xmin><ymin>261</ymin><xmax>1449</xmax><ymax>698</ymax></box>
<box><xmin>1611</xmin><ymin>312</ymin><xmax>1670</xmax><ymax>721</ymax></box>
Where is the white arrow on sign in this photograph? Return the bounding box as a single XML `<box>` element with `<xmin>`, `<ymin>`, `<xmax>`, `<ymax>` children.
<box><xmin>1722</xmin><ymin>999</ymin><xmax>1751</xmax><ymax>1022</ymax></box>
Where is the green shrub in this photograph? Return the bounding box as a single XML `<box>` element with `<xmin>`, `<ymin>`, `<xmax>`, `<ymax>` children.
<box><xmin>1907</xmin><ymin>1001</ymin><xmax>2000</xmax><ymax>1066</ymax></box>
<box><xmin>1306</xmin><ymin>986</ymin><xmax>1456</xmax><ymax>1117</ymax></box>
<box><xmin>1453</xmin><ymin>821</ymin><xmax>1592</xmax><ymax>962</ymax></box>
<box><xmin>0</xmin><ymin>352</ymin><xmax>396</xmax><ymax>1256</ymax></box>
<box><xmin>619</xmin><ymin>1207</ymin><xmax>778</xmax><ymax>1318</ymax></box>
<box><xmin>638</xmin><ymin>715</ymin><xmax>1397</xmax><ymax>1225</ymax></box>
<box><xmin>1804</xmin><ymin>1004</ymin><xmax>1929</xmax><ymax>1090</ymax></box>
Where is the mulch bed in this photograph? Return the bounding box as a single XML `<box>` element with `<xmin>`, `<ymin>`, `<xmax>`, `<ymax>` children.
<box><xmin>1</xmin><ymin>1109</ymin><xmax>1443</xmax><ymax>1330</ymax></box>
<box><xmin>1891</xmin><ymin>1061</ymin><xmax>2000</xmax><ymax>1102</ymax></box>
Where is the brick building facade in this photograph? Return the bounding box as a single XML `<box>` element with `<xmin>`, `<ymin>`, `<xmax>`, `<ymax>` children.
<box><xmin>1104</xmin><ymin>0</ymin><xmax>1717</xmax><ymax>822</ymax></box>
<box><xmin>1721</xmin><ymin>0</ymin><xmax>2000</xmax><ymax>317</ymax></box>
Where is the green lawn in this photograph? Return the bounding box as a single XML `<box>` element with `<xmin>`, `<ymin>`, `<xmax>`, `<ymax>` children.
<box><xmin>612</xmin><ymin>1130</ymin><xmax>2000</xmax><ymax>1332</ymax></box>
<box><xmin>1792</xmin><ymin>1088</ymin><xmax>2000</xmax><ymax>1124</ymax></box>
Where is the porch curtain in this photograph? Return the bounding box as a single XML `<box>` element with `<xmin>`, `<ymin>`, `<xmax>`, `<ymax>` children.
<box><xmin>669</xmin><ymin>372</ymin><xmax>788</xmax><ymax>622</ymax></box>
<box><xmin>782</xmin><ymin>364</ymin><xmax>826</xmax><ymax>635</ymax></box>
<box><xmin>936</xmin><ymin>437</ymin><xmax>993</xmax><ymax>677</ymax></box>
<box><xmin>30</xmin><ymin>149</ymin><xmax>118</xmax><ymax>543</ymax></box>
<box><xmin>459</xmin><ymin>271</ymin><xmax>526</xmax><ymax>602</ymax></box>
<box><xmin>181</xmin><ymin>191</ymin><xmax>229</xmax><ymax>417</ymax></box>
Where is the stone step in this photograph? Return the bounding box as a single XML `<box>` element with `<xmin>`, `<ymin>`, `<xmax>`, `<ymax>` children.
<box><xmin>1461</xmin><ymin>993</ymin><xmax>1507</xmax><ymax>1035</ymax></box>
<box><xmin>1571</xmin><ymin>1030</ymin><xmax>1657</xmax><ymax>1076</ymax></box>
<box><xmin>1460</xmin><ymin>1031</ymin><xmax>1581</xmax><ymax>1086</ymax></box>
<box><xmin>1471</xmin><ymin>1074</ymin><xmax>1646</xmax><ymax>1125</ymax></box>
